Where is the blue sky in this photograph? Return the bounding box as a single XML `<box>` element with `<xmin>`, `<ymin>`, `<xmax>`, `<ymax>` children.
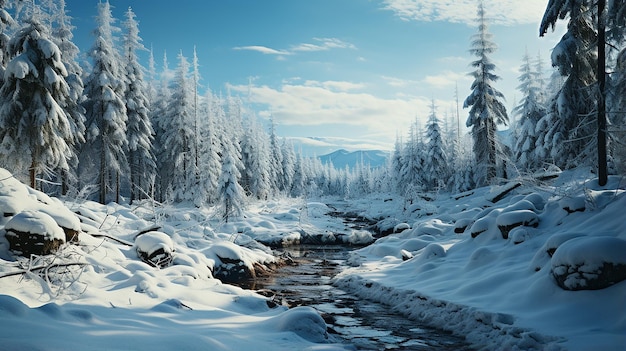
<box><xmin>63</xmin><ymin>0</ymin><xmax>565</xmax><ymax>151</ymax></box>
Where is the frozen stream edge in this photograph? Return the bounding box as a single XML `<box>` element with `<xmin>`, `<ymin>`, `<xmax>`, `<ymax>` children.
<box><xmin>333</xmin><ymin>274</ymin><xmax>566</xmax><ymax>351</ymax></box>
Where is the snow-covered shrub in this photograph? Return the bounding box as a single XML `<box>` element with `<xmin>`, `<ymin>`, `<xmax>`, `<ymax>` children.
<box><xmin>134</xmin><ymin>231</ymin><xmax>175</xmax><ymax>268</ymax></box>
<box><xmin>551</xmin><ymin>236</ymin><xmax>626</xmax><ymax>290</ymax></box>
<box><xmin>5</xmin><ymin>210</ymin><xmax>66</xmax><ymax>256</ymax></box>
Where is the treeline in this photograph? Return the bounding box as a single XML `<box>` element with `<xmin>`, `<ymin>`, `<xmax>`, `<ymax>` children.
<box><xmin>0</xmin><ymin>1</ymin><xmax>624</xmax><ymax>219</ymax></box>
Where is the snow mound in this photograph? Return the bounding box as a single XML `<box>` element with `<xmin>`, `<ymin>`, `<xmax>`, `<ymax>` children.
<box><xmin>269</xmin><ymin>306</ymin><xmax>329</xmax><ymax>343</ymax></box>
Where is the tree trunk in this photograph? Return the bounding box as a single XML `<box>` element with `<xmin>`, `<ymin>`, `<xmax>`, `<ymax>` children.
<box><xmin>597</xmin><ymin>0</ymin><xmax>608</xmax><ymax>186</ymax></box>
<box><xmin>99</xmin><ymin>145</ymin><xmax>106</xmax><ymax>204</ymax></box>
<box><xmin>30</xmin><ymin>160</ymin><xmax>36</xmax><ymax>190</ymax></box>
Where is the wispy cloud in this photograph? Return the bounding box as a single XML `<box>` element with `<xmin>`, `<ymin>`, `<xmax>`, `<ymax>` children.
<box><xmin>233</xmin><ymin>38</ymin><xmax>356</xmax><ymax>57</ymax></box>
<box><xmin>232</xmin><ymin>45</ymin><xmax>291</xmax><ymax>55</ymax></box>
<box><xmin>381</xmin><ymin>0</ymin><xmax>548</xmax><ymax>26</ymax></box>
<box><xmin>291</xmin><ymin>38</ymin><xmax>357</xmax><ymax>52</ymax></box>
<box><xmin>304</xmin><ymin>80</ymin><xmax>366</xmax><ymax>92</ymax></box>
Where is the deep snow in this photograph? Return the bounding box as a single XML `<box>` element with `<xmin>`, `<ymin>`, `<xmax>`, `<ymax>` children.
<box><xmin>1</xmin><ymin>167</ymin><xmax>625</xmax><ymax>350</ymax></box>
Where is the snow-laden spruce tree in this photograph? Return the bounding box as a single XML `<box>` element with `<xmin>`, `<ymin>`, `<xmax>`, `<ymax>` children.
<box><xmin>423</xmin><ymin>100</ymin><xmax>448</xmax><ymax>191</ymax></box>
<box><xmin>81</xmin><ymin>0</ymin><xmax>128</xmax><ymax>204</ymax></box>
<box><xmin>150</xmin><ymin>51</ymin><xmax>172</xmax><ymax>202</ymax></box>
<box><xmin>463</xmin><ymin>2</ymin><xmax>508</xmax><ymax>186</ymax></box>
<box><xmin>122</xmin><ymin>7</ymin><xmax>156</xmax><ymax>202</ymax></box>
<box><xmin>0</xmin><ymin>16</ymin><xmax>73</xmax><ymax>189</ymax></box>
<box><xmin>398</xmin><ymin>120</ymin><xmax>425</xmax><ymax>195</ymax></box>
<box><xmin>390</xmin><ymin>135</ymin><xmax>404</xmax><ymax>193</ymax></box>
<box><xmin>240</xmin><ymin>117</ymin><xmax>271</xmax><ymax>200</ymax></box>
<box><xmin>539</xmin><ymin>0</ymin><xmax>598</xmax><ymax>172</ymax></box>
<box><xmin>268</xmin><ymin>116</ymin><xmax>285</xmax><ymax>194</ymax></box>
<box><xmin>161</xmin><ymin>51</ymin><xmax>195</xmax><ymax>202</ymax></box>
<box><xmin>48</xmin><ymin>0</ymin><xmax>86</xmax><ymax>195</ymax></box>
<box><xmin>218</xmin><ymin>142</ymin><xmax>246</xmax><ymax>223</ymax></box>
<box><xmin>0</xmin><ymin>0</ymin><xmax>14</xmax><ymax>82</ymax></box>
<box><xmin>512</xmin><ymin>51</ymin><xmax>547</xmax><ymax>172</ymax></box>
<box><xmin>290</xmin><ymin>152</ymin><xmax>307</xmax><ymax>197</ymax></box>
<box><xmin>281</xmin><ymin>138</ymin><xmax>296</xmax><ymax>194</ymax></box>
<box><xmin>198</xmin><ymin>89</ymin><xmax>223</xmax><ymax>204</ymax></box>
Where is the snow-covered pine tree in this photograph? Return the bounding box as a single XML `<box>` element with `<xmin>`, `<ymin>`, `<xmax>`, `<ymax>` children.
<box><xmin>191</xmin><ymin>47</ymin><xmax>201</xmax><ymax>185</ymax></box>
<box><xmin>123</xmin><ymin>7</ymin><xmax>156</xmax><ymax>202</ymax></box>
<box><xmin>218</xmin><ymin>141</ymin><xmax>245</xmax><ymax>223</ymax></box>
<box><xmin>151</xmin><ymin>51</ymin><xmax>172</xmax><ymax>202</ymax></box>
<box><xmin>0</xmin><ymin>0</ymin><xmax>14</xmax><ymax>82</ymax></box>
<box><xmin>539</xmin><ymin>0</ymin><xmax>598</xmax><ymax>172</ymax></box>
<box><xmin>81</xmin><ymin>0</ymin><xmax>128</xmax><ymax>204</ymax></box>
<box><xmin>281</xmin><ymin>138</ymin><xmax>296</xmax><ymax>195</ymax></box>
<box><xmin>512</xmin><ymin>51</ymin><xmax>547</xmax><ymax>172</ymax></box>
<box><xmin>240</xmin><ymin>117</ymin><xmax>271</xmax><ymax>200</ymax></box>
<box><xmin>161</xmin><ymin>51</ymin><xmax>195</xmax><ymax>202</ymax></box>
<box><xmin>199</xmin><ymin>89</ymin><xmax>222</xmax><ymax>204</ymax></box>
<box><xmin>290</xmin><ymin>152</ymin><xmax>307</xmax><ymax>197</ymax></box>
<box><xmin>0</xmin><ymin>16</ymin><xmax>73</xmax><ymax>189</ymax></box>
<box><xmin>47</xmin><ymin>0</ymin><xmax>85</xmax><ymax>195</ymax></box>
<box><xmin>268</xmin><ymin>116</ymin><xmax>284</xmax><ymax>194</ymax></box>
<box><xmin>390</xmin><ymin>135</ymin><xmax>404</xmax><ymax>193</ymax></box>
<box><xmin>463</xmin><ymin>2</ymin><xmax>508</xmax><ymax>186</ymax></box>
<box><xmin>424</xmin><ymin>100</ymin><xmax>448</xmax><ymax>191</ymax></box>
<box><xmin>398</xmin><ymin>119</ymin><xmax>425</xmax><ymax>194</ymax></box>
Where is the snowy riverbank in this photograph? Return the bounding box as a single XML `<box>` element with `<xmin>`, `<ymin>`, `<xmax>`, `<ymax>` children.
<box><xmin>331</xmin><ymin>168</ymin><xmax>626</xmax><ymax>351</ymax></box>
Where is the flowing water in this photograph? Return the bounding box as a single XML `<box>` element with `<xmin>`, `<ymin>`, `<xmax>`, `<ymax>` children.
<box><xmin>250</xmin><ymin>245</ymin><xmax>474</xmax><ymax>350</ymax></box>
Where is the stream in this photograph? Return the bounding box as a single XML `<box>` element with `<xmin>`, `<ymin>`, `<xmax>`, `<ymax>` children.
<box><xmin>249</xmin><ymin>245</ymin><xmax>474</xmax><ymax>350</ymax></box>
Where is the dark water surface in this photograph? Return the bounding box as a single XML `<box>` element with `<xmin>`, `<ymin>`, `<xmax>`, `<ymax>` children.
<box><xmin>250</xmin><ymin>245</ymin><xmax>474</xmax><ymax>350</ymax></box>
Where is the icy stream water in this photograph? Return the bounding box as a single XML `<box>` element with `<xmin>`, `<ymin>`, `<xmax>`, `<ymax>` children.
<box><xmin>250</xmin><ymin>245</ymin><xmax>474</xmax><ymax>350</ymax></box>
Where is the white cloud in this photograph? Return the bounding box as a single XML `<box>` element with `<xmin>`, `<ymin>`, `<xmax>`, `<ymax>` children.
<box><xmin>422</xmin><ymin>70</ymin><xmax>470</xmax><ymax>90</ymax></box>
<box><xmin>381</xmin><ymin>76</ymin><xmax>418</xmax><ymax>88</ymax></box>
<box><xmin>228</xmin><ymin>80</ymin><xmax>442</xmax><ymax>143</ymax></box>
<box><xmin>381</xmin><ymin>0</ymin><xmax>548</xmax><ymax>26</ymax></box>
<box><xmin>232</xmin><ymin>45</ymin><xmax>291</xmax><ymax>55</ymax></box>
<box><xmin>291</xmin><ymin>38</ymin><xmax>356</xmax><ymax>52</ymax></box>
<box><xmin>304</xmin><ymin>80</ymin><xmax>366</xmax><ymax>92</ymax></box>
<box><xmin>234</xmin><ymin>38</ymin><xmax>356</xmax><ymax>57</ymax></box>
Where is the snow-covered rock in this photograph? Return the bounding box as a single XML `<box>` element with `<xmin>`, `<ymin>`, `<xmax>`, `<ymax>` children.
<box><xmin>495</xmin><ymin>210</ymin><xmax>539</xmax><ymax>239</ymax></box>
<box><xmin>453</xmin><ymin>218</ymin><xmax>473</xmax><ymax>234</ymax></box>
<box><xmin>4</xmin><ymin>210</ymin><xmax>66</xmax><ymax>256</ymax></box>
<box><xmin>135</xmin><ymin>231</ymin><xmax>175</xmax><ymax>268</ymax></box>
<box><xmin>551</xmin><ymin>236</ymin><xmax>626</xmax><ymax>290</ymax></box>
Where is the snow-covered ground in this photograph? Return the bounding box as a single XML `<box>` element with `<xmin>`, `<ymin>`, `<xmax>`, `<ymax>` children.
<box><xmin>0</xmin><ymin>168</ymin><xmax>355</xmax><ymax>351</ymax></box>
<box><xmin>1</xmin><ymin>167</ymin><xmax>625</xmax><ymax>350</ymax></box>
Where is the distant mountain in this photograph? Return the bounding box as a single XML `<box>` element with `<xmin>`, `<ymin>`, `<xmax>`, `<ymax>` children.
<box><xmin>287</xmin><ymin>136</ymin><xmax>392</xmax><ymax>157</ymax></box>
<box><xmin>318</xmin><ymin>149</ymin><xmax>389</xmax><ymax>170</ymax></box>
